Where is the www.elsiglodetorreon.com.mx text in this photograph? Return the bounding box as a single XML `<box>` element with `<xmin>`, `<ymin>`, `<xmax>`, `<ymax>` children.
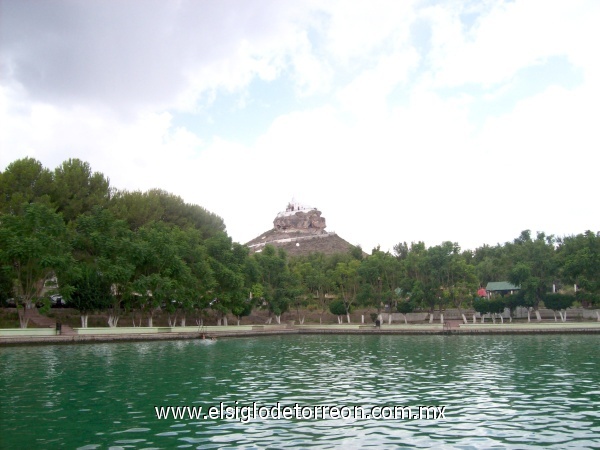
<box><xmin>155</xmin><ymin>402</ymin><xmax>446</xmax><ymax>423</ymax></box>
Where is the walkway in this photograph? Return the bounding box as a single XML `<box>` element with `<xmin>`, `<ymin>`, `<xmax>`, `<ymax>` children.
<box><xmin>23</xmin><ymin>307</ymin><xmax>75</xmax><ymax>335</ymax></box>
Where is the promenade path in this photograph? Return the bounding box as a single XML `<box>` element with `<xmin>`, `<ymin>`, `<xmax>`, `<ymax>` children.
<box><xmin>2</xmin><ymin>321</ymin><xmax>600</xmax><ymax>345</ymax></box>
<box><xmin>22</xmin><ymin>307</ymin><xmax>76</xmax><ymax>335</ymax></box>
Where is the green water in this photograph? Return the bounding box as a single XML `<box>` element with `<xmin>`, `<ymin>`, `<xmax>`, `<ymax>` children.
<box><xmin>1</xmin><ymin>335</ymin><xmax>599</xmax><ymax>449</ymax></box>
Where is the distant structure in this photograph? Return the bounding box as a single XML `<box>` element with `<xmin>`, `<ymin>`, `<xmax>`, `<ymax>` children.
<box><xmin>485</xmin><ymin>282</ymin><xmax>520</xmax><ymax>298</ymax></box>
<box><xmin>246</xmin><ymin>198</ymin><xmax>359</xmax><ymax>257</ymax></box>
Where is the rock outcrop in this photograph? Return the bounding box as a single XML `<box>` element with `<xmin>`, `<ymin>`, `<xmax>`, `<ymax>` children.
<box><xmin>245</xmin><ymin>199</ymin><xmax>359</xmax><ymax>257</ymax></box>
<box><xmin>273</xmin><ymin>201</ymin><xmax>326</xmax><ymax>233</ymax></box>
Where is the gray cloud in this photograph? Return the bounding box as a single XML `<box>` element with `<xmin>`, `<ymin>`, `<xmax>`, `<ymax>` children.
<box><xmin>1</xmin><ymin>0</ymin><xmax>299</xmax><ymax>112</ymax></box>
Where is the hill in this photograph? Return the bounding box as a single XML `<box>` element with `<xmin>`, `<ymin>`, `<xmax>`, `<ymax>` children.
<box><xmin>245</xmin><ymin>199</ymin><xmax>360</xmax><ymax>257</ymax></box>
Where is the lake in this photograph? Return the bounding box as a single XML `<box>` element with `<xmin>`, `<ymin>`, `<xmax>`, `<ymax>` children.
<box><xmin>1</xmin><ymin>334</ymin><xmax>599</xmax><ymax>448</ymax></box>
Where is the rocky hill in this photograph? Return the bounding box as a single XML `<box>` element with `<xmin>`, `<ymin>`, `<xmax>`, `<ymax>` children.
<box><xmin>245</xmin><ymin>200</ymin><xmax>359</xmax><ymax>257</ymax></box>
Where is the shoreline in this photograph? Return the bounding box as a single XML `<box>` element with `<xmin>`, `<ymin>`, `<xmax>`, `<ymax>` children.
<box><xmin>2</xmin><ymin>322</ymin><xmax>600</xmax><ymax>346</ymax></box>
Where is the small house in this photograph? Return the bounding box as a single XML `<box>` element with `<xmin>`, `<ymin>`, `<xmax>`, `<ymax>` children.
<box><xmin>485</xmin><ymin>281</ymin><xmax>520</xmax><ymax>298</ymax></box>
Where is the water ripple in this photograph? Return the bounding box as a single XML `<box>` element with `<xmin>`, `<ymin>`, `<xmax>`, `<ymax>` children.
<box><xmin>1</xmin><ymin>335</ymin><xmax>599</xmax><ymax>448</ymax></box>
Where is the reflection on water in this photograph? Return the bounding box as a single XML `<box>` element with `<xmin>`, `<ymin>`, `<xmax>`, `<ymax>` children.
<box><xmin>1</xmin><ymin>335</ymin><xmax>599</xmax><ymax>448</ymax></box>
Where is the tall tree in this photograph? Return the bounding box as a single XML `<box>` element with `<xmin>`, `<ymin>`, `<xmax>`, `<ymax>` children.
<box><xmin>558</xmin><ymin>231</ymin><xmax>600</xmax><ymax>302</ymax></box>
<box><xmin>51</xmin><ymin>159</ymin><xmax>111</xmax><ymax>223</ymax></box>
<box><xmin>505</xmin><ymin>230</ymin><xmax>558</xmax><ymax>320</ymax></box>
<box><xmin>0</xmin><ymin>203</ymin><xmax>73</xmax><ymax>327</ymax></box>
<box><xmin>0</xmin><ymin>157</ymin><xmax>54</xmax><ymax>215</ymax></box>
<box><xmin>332</xmin><ymin>259</ymin><xmax>360</xmax><ymax>323</ymax></box>
<box><xmin>507</xmin><ymin>231</ymin><xmax>558</xmax><ymax>320</ymax></box>
<box><xmin>71</xmin><ymin>207</ymin><xmax>135</xmax><ymax>327</ymax></box>
<box><xmin>172</xmin><ymin>227</ymin><xmax>215</xmax><ymax>327</ymax></box>
<box><xmin>69</xmin><ymin>264</ymin><xmax>113</xmax><ymax>327</ymax></box>
<box><xmin>357</xmin><ymin>248</ymin><xmax>401</xmax><ymax>320</ymax></box>
<box><xmin>205</xmin><ymin>232</ymin><xmax>246</xmax><ymax>325</ymax></box>
<box><xmin>253</xmin><ymin>245</ymin><xmax>296</xmax><ymax>324</ymax></box>
<box><xmin>110</xmin><ymin>188</ymin><xmax>225</xmax><ymax>237</ymax></box>
<box><xmin>131</xmin><ymin>222</ymin><xmax>192</xmax><ymax>326</ymax></box>
<box><xmin>291</xmin><ymin>254</ymin><xmax>333</xmax><ymax>324</ymax></box>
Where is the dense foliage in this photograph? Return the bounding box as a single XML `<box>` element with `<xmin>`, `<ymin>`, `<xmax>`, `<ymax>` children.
<box><xmin>1</xmin><ymin>157</ymin><xmax>599</xmax><ymax>327</ymax></box>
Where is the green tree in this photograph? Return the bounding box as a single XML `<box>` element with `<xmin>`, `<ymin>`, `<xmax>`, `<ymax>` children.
<box><xmin>558</xmin><ymin>231</ymin><xmax>600</xmax><ymax>302</ymax></box>
<box><xmin>472</xmin><ymin>244</ymin><xmax>511</xmax><ymax>285</ymax></box>
<box><xmin>71</xmin><ymin>207</ymin><xmax>136</xmax><ymax>326</ymax></box>
<box><xmin>396</xmin><ymin>297</ymin><xmax>415</xmax><ymax>324</ymax></box>
<box><xmin>174</xmin><ymin>228</ymin><xmax>215</xmax><ymax>327</ymax></box>
<box><xmin>488</xmin><ymin>298</ymin><xmax>506</xmax><ymax>323</ymax></box>
<box><xmin>205</xmin><ymin>233</ymin><xmax>247</xmax><ymax>325</ymax></box>
<box><xmin>329</xmin><ymin>298</ymin><xmax>348</xmax><ymax>324</ymax></box>
<box><xmin>543</xmin><ymin>293</ymin><xmax>574</xmax><ymax>322</ymax></box>
<box><xmin>291</xmin><ymin>254</ymin><xmax>334</xmax><ymax>324</ymax></box>
<box><xmin>110</xmin><ymin>188</ymin><xmax>225</xmax><ymax>237</ymax></box>
<box><xmin>129</xmin><ymin>223</ymin><xmax>192</xmax><ymax>326</ymax></box>
<box><xmin>69</xmin><ymin>264</ymin><xmax>112</xmax><ymax>327</ymax></box>
<box><xmin>0</xmin><ymin>267</ymin><xmax>13</xmax><ymax>306</ymax></box>
<box><xmin>357</xmin><ymin>249</ymin><xmax>401</xmax><ymax>318</ymax></box>
<box><xmin>253</xmin><ymin>245</ymin><xmax>296</xmax><ymax>324</ymax></box>
<box><xmin>507</xmin><ymin>231</ymin><xmax>558</xmax><ymax>321</ymax></box>
<box><xmin>472</xmin><ymin>297</ymin><xmax>490</xmax><ymax>323</ymax></box>
<box><xmin>51</xmin><ymin>159</ymin><xmax>111</xmax><ymax>223</ymax></box>
<box><xmin>0</xmin><ymin>203</ymin><xmax>73</xmax><ymax>327</ymax></box>
<box><xmin>428</xmin><ymin>242</ymin><xmax>478</xmax><ymax>318</ymax></box>
<box><xmin>0</xmin><ymin>157</ymin><xmax>54</xmax><ymax>215</ymax></box>
<box><xmin>396</xmin><ymin>242</ymin><xmax>437</xmax><ymax>314</ymax></box>
<box><xmin>503</xmin><ymin>292</ymin><xmax>525</xmax><ymax>322</ymax></box>
<box><xmin>332</xmin><ymin>259</ymin><xmax>360</xmax><ymax>323</ymax></box>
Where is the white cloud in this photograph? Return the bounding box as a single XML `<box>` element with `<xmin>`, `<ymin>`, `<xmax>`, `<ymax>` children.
<box><xmin>337</xmin><ymin>48</ymin><xmax>420</xmax><ymax>117</ymax></box>
<box><xmin>2</xmin><ymin>0</ymin><xmax>599</xmax><ymax>254</ymax></box>
<box><xmin>427</xmin><ymin>1</ymin><xmax>600</xmax><ymax>88</ymax></box>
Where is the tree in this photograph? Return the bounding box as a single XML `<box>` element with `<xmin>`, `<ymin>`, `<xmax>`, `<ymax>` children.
<box><xmin>543</xmin><ymin>293</ymin><xmax>574</xmax><ymax>322</ymax></box>
<box><xmin>109</xmin><ymin>188</ymin><xmax>225</xmax><ymax>237</ymax></box>
<box><xmin>174</xmin><ymin>228</ymin><xmax>215</xmax><ymax>327</ymax></box>
<box><xmin>507</xmin><ymin>231</ymin><xmax>558</xmax><ymax>321</ymax></box>
<box><xmin>0</xmin><ymin>267</ymin><xmax>13</xmax><ymax>307</ymax></box>
<box><xmin>71</xmin><ymin>207</ymin><xmax>135</xmax><ymax>327</ymax></box>
<box><xmin>0</xmin><ymin>157</ymin><xmax>53</xmax><ymax>215</ymax></box>
<box><xmin>289</xmin><ymin>253</ymin><xmax>336</xmax><ymax>324</ymax></box>
<box><xmin>51</xmin><ymin>159</ymin><xmax>111</xmax><ymax>223</ymax></box>
<box><xmin>329</xmin><ymin>299</ymin><xmax>348</xmax><ymax>324</ymax></box>
<box><xmin>397</xmin><ymin>242</ymin><xmax>437</xmax><ymax>315</ymax></box>
<box><xmin>132</xmin><ymin>223</ymin><xmax>193</xmax><ymax>326</ymax></box>
<box><xmin>503</xmin><ymin>292</ymin><xmax>525</xmax><ymax>322</ymax></box>
<box><xmin>0</xmin><ymin>203</ymin><xmax>73</xmax><ymax>327</ymax></box>
<box><xmin>253</xmin><ymin>245</ymin><xmax>296</xmax><ymax>324</ymax></box>
<box><xmin>332</xmin><ymin>259</ymin><xmax>360</xmax><ymax>323</ymax></box>
<box><xmin>69</xmin><ymin>264</ymin><xmax>112</xmax><ymax>327</ymax></box>
<box><xmin>558</xmin><ymin>231</ymin><xmax>600</xmax><ymax>302</ymax></box>
<box><xmin>488</xmin><ymin>298</ymin><xmax>506</xmax><ymax>324</ymax></box>
<box><xmin>472</xmin><ymin>244</ymin><xmax>511</xmax><ymax>286</ymax></box>
<box><xmin>357</xmin><ymin>249</ymin><xmax>401</xmax><ymax>320</ymax></box>
<box><xmin>431</xmin><ymin>243</ymin><xmax>478</xmax><ymax>318</ymax></box>
<box><xmin>472</xmin><ymin>297</ymin><xmax>490</xmax><ymax>323</ymax></box>
<box><xmin>205</xmin><ymin>233</ymin><xmax>247</xmax><ymax>325</ymax></box>
<box><xmin>396</xmin><ymin>298</ymin><xmax>414</xmax><ymax>324</ymax></box>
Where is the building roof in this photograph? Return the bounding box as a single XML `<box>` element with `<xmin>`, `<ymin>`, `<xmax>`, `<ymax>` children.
<box><xmin>486</xmin><ymin>281</ymin><xmax>520</xmax><ymax>291</ymax></box>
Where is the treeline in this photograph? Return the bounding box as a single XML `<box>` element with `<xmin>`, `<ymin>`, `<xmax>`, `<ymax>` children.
<box><xmin>1</xmin><ymin>158</ymin><xmax>599</xmax><ymax>328</ymax></box>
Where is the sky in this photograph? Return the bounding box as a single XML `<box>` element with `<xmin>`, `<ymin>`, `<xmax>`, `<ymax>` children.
<box><xmin>1</xmin><ymin>0</ymin><xmax>599</xmax><ymax>253</ymax></box>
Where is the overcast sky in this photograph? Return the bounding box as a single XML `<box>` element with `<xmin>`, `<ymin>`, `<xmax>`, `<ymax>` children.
<box><xmin>1</xmin><ymin>0</ymin><xmax>599</xmax><ymax>253</ymax></box>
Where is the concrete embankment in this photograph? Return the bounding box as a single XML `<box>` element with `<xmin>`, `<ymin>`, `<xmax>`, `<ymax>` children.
<box><xmin>2</xmin><ymin>322</ymin><xmax>600</xmax><ymax>346</ymax></box>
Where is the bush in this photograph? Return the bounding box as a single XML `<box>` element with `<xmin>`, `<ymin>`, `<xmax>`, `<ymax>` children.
<box><xmin>543</xmin><ymin>293</ymin><xmax>574</xmax><ymax>311</ymax></box>
<box><xmin>329</xmin><ymin>299</ymin><xmax>348</xmax><ymax>316</ymax></box>
<box><xmin>472</xmin><ymin>297</ymin><xmax>489</xmax><ymax>315</ymax></box>
<box><xmin>397</xmin><ymin>300</ymin><xmax>414</xmax><ymax>315</ymax></box>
